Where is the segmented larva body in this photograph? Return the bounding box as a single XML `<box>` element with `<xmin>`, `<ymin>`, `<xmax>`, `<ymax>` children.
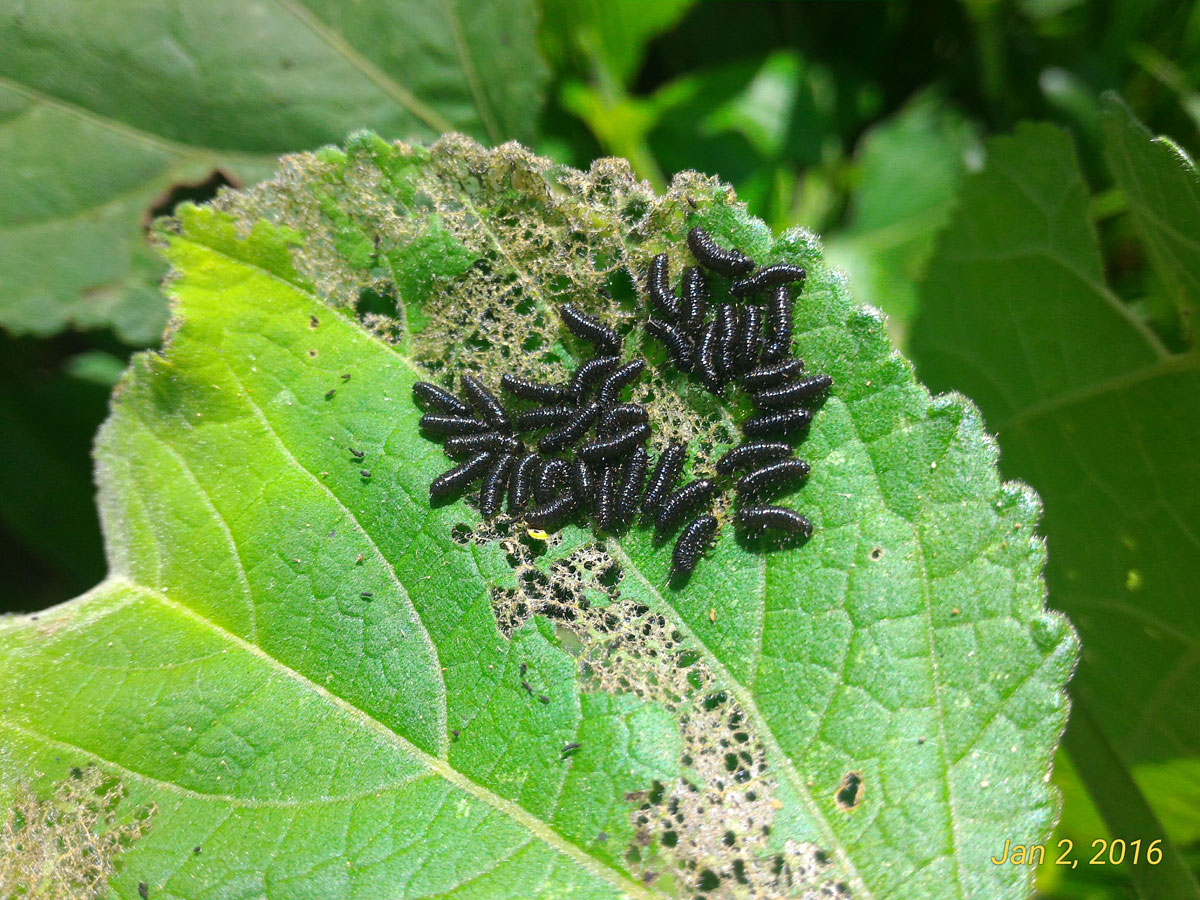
<box><xmin>716</xmin><ymin>441</ymin><xmax>794</xmax><ymax>475</ymax></box>
<box><xmin>687</xmin><ymin>226</ymin><xmax>755</xmax><ymax>276</ymax></box>
<box><xmin>515</xmin><ymin>405</ymin><xmax>575</xmax><ymax>432</ymax></box>
<box><xmin>508</xmin><ymin>452</ymin><xmax>541</xmax><ymax>514</ymax></box>
<box><xmin>536</xmin><ymin>458</ymin><xmax>573</xmax><ymax>504</ymax></box>
<box><xmin>751</xmin><ymin>374</ymin><xmax>833</xmax><ymax>409</ymax></box>
<box><xmin>413</xmin><ymin>381</ymin><xmax>472</xmax><ymax>416</ymax></box>
<box><xmin>594</xmin><ymin>466</ymin><xmax>618</xmax><ymax>531</ymax></box>
<box><xmin>501</xmin><ymin>374</ymin><xmax>569</xmax><ymax>404</ymax></box>
<box><xmin>742</xmin><ymin>358</ymin><xmax>803</xmax><ymax>392</ymax></box>
<box><xmin>715</xmin><ymin>303</ymin><xmax>738</xmax><ymax>378</ymax></box>
<box><xmin>616</xmin><ymin>446</ymin><xmax>649</xmax><ymax>526</ymax></box>
<box><xmin>697</xmin><ymin>322</ymin><xmax>723</xmax><ymax>394</ymax></box>
<box><xmin>645</xmin><ymin>318</ymin><xmax>694</xmax><ymax>372</ymax></box>
<box><xmin>430</xmin><ymin>451</ymin><xmax>494</xmax><ymax>501</ymax></box>
<box><xmin>444</xmin><ymin>432</ymin><xmax>520</xmax><ymax>458</ymax></box>
<box><xmin>560</xmin><ymin>303</ymin><xmax>622</xmax><ymax>356</ymax></box>
<box><xmin>526</xmin><ymin>493</ymin><xmax>579</xmax><ymax>531</ymax></box>
<box><xmin>460</xmin><ymin>374</ymin><xmax>512</xmax><ymax>433</ymax></box>
<box><xmin>730</xmin><ymin>263</ymin><xmax>806</xmax><ymax>298</ymax></box>
<box><xmin>647</xmin><ymin>253</ymin><xmax>680</xmax><ymax>321</ymax></box>
<box><xmin>642</xmin><ymin>443</ymin><xmax>686</xmax><ymax>514</ymax></box>
<box><xmin>480</xmin><ymin>454</ymin><xmax>516</xmax><ymax>517</ymax></box>
<box><xmin>736</xmin><ymin>458</ymin><xmax>811</xmax><ymax>500</ymax></box>
<box><xmin>420</xmin><ymin>413</ymin><xmax>490</xmax><ymax>436</ymax></box>
<box><xmin>672</xmin><ymin>514</ymin><xmax>718</xmax><ymax>578</ymax></box>
<box><xmin>538</xmin><ymin>402</ymin><xmax>602</xmax><ymax>453</ymax></box>
<box><xmin>571</xmin><ymin>459</ymin><xmax>595</xmax><ymax>505</ymax></box>
<box><xmin>598</xmin><ymin>403</ymin><xmax>648</xmax><ymax>434</ymax></box>
<box><xmin>737</xmin><ymin>305</ymin><xmax>763</xmax><ymax>373</ymax></box>
<box><xmin>568</xmin><ymin>355</ymin><xmax>621</xmax><ymax>402</ymax></box>
<box><xmin>595</xmin><ymin>359</ymin><xmax>646</xmax><ymax>405</ymax></box>
<box><xmin>578</xmin><ymin>423</ymin><xmax>651</xmax><ymax>463</ymax></box>
<box><xmin>735</xmin><ymin>505</ymin><xmax>813</xmax><ymax>538</ymax></box>
<box><xmin>762</xmin><ymin>285</ymin><xmax>793</xmax><ymax>362</ymax></box>
<box><xmin>742</xmin><ymin>408</ymin><xmax>813</xmax><ymax>438</ymax></box>
<box><xmin>681</xmin><ymin>266</ymin><xmax>708</xmax><ymax>333</ymax></box>
<box><xmin>655</xmin><ymin>479</ymin><xmax>717</xmax><ymax>538</ymax></box>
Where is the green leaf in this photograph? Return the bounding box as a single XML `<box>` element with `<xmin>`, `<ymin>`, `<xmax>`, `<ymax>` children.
<box><xmin>0</xmin><ymin>0</ymin><xmax>546</xmax><ymax>343</ymax></box>
<box><xmin>826</xmin><ymin>93</ymin><xmax>980</xmax><ymax>345</ymax></box>
<box><xmin>0</xmin><ymin>136</ymin><xmax>1075</xmax><ymax>900</ymax></box>
<box><xmin>912</xmin><ymin>121</ymin><xmax>1200</xmax><ymax>897</ymax></box>
<box><xmin>1100</xmin><ymin>93</ymin><xmax>1200</xmax><ymax>319</ymax></box>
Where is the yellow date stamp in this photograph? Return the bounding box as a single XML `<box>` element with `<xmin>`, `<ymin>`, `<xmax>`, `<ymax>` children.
<box><xmin>992</xmin><ymin>838</ymin><xmax>1164</xmax><ymax>868</ymax></box>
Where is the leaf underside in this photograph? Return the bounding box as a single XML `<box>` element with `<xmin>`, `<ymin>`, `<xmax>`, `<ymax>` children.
<box><xmin>0</xmin><ymin>134</ymin><xmax>1076</xmax><ymax>900</ymax></box>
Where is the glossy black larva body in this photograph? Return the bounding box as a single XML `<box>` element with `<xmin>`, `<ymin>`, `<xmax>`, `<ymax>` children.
<box><xmin>742</xmin><ymin>408</ymin><xmax>813</xmax><ymax>439</ymax></box>
<box><xmin>742</xmin><ymin>358</ymin><xmax>803</xmax><ymax>392</ymax></box>
<box><xmin>672</xmin><ymin>514</ymin><xmax>718</xmax><ymax>578</ymax></box>
<box><xmin>420</xmin><ymin>413</ymin><xmax>489</xmax><ymax>436</ymax></box>
<box><xmin>751</xmin><ymin>374</ymin><xmax>833</xmax><ymax>409</ymax></box>
<box><xmin>501</xmin><ymin>373</ymin><xmax>568</xmax><ymax>404</ymax></box>
<box><xmin>655</xmin><ymin>479</ymin><xmax>717</xmax><ymax>539</ymax></box>
<box><xmin>460</xmin><ymin>374</ymin><xmax>512</xmax><ymax>433</ymax></box>
<box><xmin>413</xmin><ymin>382</ymin><xmax>472</xmax><ymax>416</ymax></box>
<box><xmin>730</xmin><ymin>263</ymin><xmax>806</xmax><ymax>298</ymax></box>
<box><xmin>568</xmin><ymin>355</ymin><xmax>621</xmax><ymax>402</ymax></box>
<box><xmin>578</xmin><ymin>423</ymin><xmax>651</xmax><ymax>463</ymax></box>
<box><xmin>647</xmin><ymin>254</ymin><xmax>679</xmax><ymax>321</ymax></box>
<box><xmin>645</xmin><ymin>318</ymin><xmax>694</xmax><ymax>372</ymax></box>
<box><xmin>515</xmin><ymin>405</ymin><xmax>575</xmax><ymax>432</ymax></box>
<box><xmin>443</xmin><ymin>432</ymin><xmax>521</xmax><ymax>458</ymax></box>
<box><xmin>687</xmin><ymin>226</ymin><xmax>754</xmax><ymax>276</ymax></box>
<box><xmin>762</xmin><ymin>285</ymin><xmax>793</xmax><ymax>362</ymax></box>
<box><xmin>536</xmin><ymin>458</ymin><xmax>573</xmax><ymax>503</ymax></box>
<box><xmin>735</xmin><ymin>505</ymin><xmax>813</xmax><ymax>539</ymax></box>
<box><xmin>616</xmin><ymin>446</ymin><xmax>649</xmax><ymax>526</ymax></box>
<box><xmin>696</xmin><ymin>322</ymin><xmax>723</xmax><ymax>393</ymax></box>
<box><xmin>526</xmin><ymin>493</ymin><xmax>579</xmax><ymax>531</ymax></box>
<box><xmin>681</xmin><ymin>266</ymin><xmax>708</xmax><ymax>333</ymax></box>
<box><xmin>571</xmin><ymin>459</ymin><xmax>595</xmax><ymax>505</ymax></box>
<box><xmin>560</xmin><ymin>303</ymin><xmax>622</xmax><ymax>356</ymax></box>
<box><xmin>642</xmin><ymin>443</ymin><xmax>685</xmax><ymax>515</ymax></box>
<box><xmin>736</xmin><ymin>458</ymin><xmax>811</xmax><ymax>500</ymax></box>
<box><xmin>715</xmin><ymin>303</ymin><xmax>738</xmax><ymax>378</ymax></box>
<box><xmin>430</xmin><ymin>451</ymin><xmax>494</xmax><ymax>501</ymax></box>
<box><xmin>594</xmin><ymin>466</ymin><xmax>618</xmax><ymax>531</ymax></box>
<box><xmin>596</xmin><ymin>359</ymin><xmax>646</xmax><ymax>405</ymax></box>
<box><xmin>716</xmin><ymin>441</ymin><xmax>794</xmax><ymax>475</ymax></box>
<box><xmin>737</xmin><ymin>305</ymin><xmax>763</xmax><ymax>373</ymax></box>
<box><xmin>538</xmin><ymin>402</ymin><xmax>602</xmax><ymax>453</ymax></box>
<box><xmin>480</xmin><ymin>454</ymin><xmax>516</xmax><ymax>517</ymax></box>
<box><xmin>508</xmin><ymin>453</ymin><xmax>541</xmax><ymax>514</ymax></box>
<box><xmin>598</xmin><ymin>402</ymin><xmax>648</xmax><ymax>433</ymax></box>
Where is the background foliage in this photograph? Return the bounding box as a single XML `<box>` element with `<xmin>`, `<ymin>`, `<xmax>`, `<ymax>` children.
<box><xmin>1</xmin><ymin>1</ymin><xmax>1197</xmax><ymax>898</ymax></box>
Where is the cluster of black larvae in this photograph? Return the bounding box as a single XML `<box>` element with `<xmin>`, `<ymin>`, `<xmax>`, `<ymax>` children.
<box><xmin>412</xmin><ymin>226</ymin><xmax>829</xmax><ymax>584</ymax></box>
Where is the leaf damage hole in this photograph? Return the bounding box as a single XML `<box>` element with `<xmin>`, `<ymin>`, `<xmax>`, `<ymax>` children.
<box><xmin>146</xmin><ymin>169</ymin><xmax>239</xmax><ymax>225</ymax></box>
<box><xmin>836</xmin><ymin>772</ymin><xmax>863</xmax><ymax>811</ymax></box>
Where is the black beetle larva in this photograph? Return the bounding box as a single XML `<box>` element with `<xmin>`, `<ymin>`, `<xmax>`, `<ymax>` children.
<box><xmin>480</xmin><ymin>454</ymin><xmax>516</xmax><ymax>517</ymax></box>
<box><xmin>501</xmin><ymin>373</ymin><xmax>569</xmax><ymax>404</ymax></box>
<box><xmin>751</xmin><ymin>374</ymin><xmax>833</xmax><ymax>409</ymax></box>
<box><xmin>413</xmin><ymin>381</ymin><xmax>472</xmax><ymax>416</ymax></box>
<box><xmin>538</xmin><ymin>402</ymin><xmax>602</xmax><ymax>453</ymax></box>
<box><xmin>642</xmin><ymin>443</ymin><xmax>685</xmax><ymax>515</ymax></box>
<box><xmin>742</xmin><ymin>408</ymin><xmax>813</xmax><ymax>439</ymax></box>
<box><xmin>681</xmin><ymin>266</ymin><xmax>708</xmax><ymax>333</ymax></box>
<box><xmin>645</xmin><ymin>318</ymin><xmax>694</xmax><ymax>372</ymax></box>
<box><xmin>616</xmin><ymin>446</ymin><xmax>649</xmax><ymax>526</ymax></box>
<box><xmin>508</xmin><ymin>452</ymin><xmax>541</xmax><ymax>514</ymax></box>
<box><xmin>526</xmin><ymin>493</ymin><xmax>580</xmax><ymax>531</ymax></box>
<box><xmin>515</xmin><ymin>405</ymin><xmax>575</xmax><ymax>432</ymax></box>
<box><xmin>687</xmin><ymin>226</ymin><xmax>755</xmax><ymax>276</ymax></box>
<box><xmin>568</xmin><ymin>355</ymin><xmax>621</xmax><ymax>402</ymax></box>
<box><xmin>647</xmin><ymin>253</ymin><xmax>680</xmax><ymax>321</ymax></box>
<box><xmin>655</xmin><ymin>479</ymin><xmax>717</xmax><ymax>539</ymax></box>
<box><xmin>742</xmin><ymin>358</ymin><xmax>803</xmax><ymax>392</ymax></box>
<box><xmin>443</xmin><ymin>432</ymin><xmax>521</xmax><ymax>458</ymax></box>
<box><xmin>561</xmin><ymin>303</ymin><xmax>622</xmax><ymax>356</ymax></box>
<box><xmin>762</xmin><ymin>285</ymin><xmax>794</xmax><ymax>362</ymax></box>
<box><xmin>716</xmin><ymin>441</ymin><xmax>794</xmax><ymax>475</ymax></box>
<box><xmin>578</xmin><ymin>423</ymin><xmax>651</xmax><ymax>463</ymax></box>
<box><xmin>730</xmin><ymin>263</ymin><xmax>806</xmax><ymax>298</ymax></box>
<box><xmin>735</xmin><ymin>505</ymin><xmax>813</xmax><ymax>538</ymax></box>
<box><xmin>595</xmin><ymin>359</ymin><xmax>646</xmax><ymax>405</ymax></box>
<box><xmin>430</xmin><ymin>451</ymin><xmax>494</xmax><ymax>501</ymax></box>
<box><xmin>420</xmin><ymin>413</ymin><xmax>490</xmax><ymax>436</ymax></box>
<box><xmin>672</xmin><ymin>514</ymin><xmax>718</xmax><ymax>578</ymax></box>
<box><xmin>736</xmin><ymin>458</ymin><xmax>811</xmax><ymax>500</ymax></box>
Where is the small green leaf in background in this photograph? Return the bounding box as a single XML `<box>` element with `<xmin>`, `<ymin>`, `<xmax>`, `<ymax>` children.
<box><xmin>0</xmin><ymin>0</ymin><xmax>546</xmax><ymax>342</ymax></box>
<box><xmin>912</xmin><ymin>118</ymin><xmax>1200</xmax><ymax>899</ymax></box>
<box><xmin>0</xmin><ymin>136</ymin><xmax>1075</xmax><ymax>899</ymax></box>
<box><xmin>826</xmin><ymin>93</ymin><xmax>981</xmax><ymax>347</ymax></box>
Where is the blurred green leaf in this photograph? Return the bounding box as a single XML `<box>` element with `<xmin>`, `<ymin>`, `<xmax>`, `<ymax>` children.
<box><xmin>1102</xmin><ymin>93</ymin><xmax>1200</xmax><ymax>321</ymax></box>
<box><xmin>0</xmin><ymin>0</ymin><xmax>546</xmax><ymax>343</ymax></box>
<box><xmin>826</xmin><ymin>93</ymin><xmax>980</xmax><ymax>344</ymax></box>
<box><xmin>913</xmin><ymin>121</ymin><xmax>1200</xmax><ymax>900</ymax></box>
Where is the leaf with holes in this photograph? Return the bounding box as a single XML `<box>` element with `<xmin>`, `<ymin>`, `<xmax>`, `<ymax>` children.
<box><xmin>0</xmin><ymin>0</ymin><xmax>545</xmax><ymax>343</ymax></box>
<box><xmin>0</xmin><ymin>135</ymin><xmax>1076</xmax><ymax>900</ymax></box>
